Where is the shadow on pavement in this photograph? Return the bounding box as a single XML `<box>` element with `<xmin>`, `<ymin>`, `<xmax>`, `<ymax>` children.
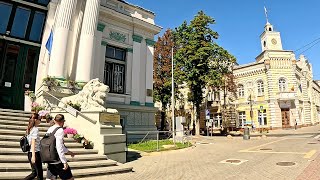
<box><xmin>126</xmin><ymin>151</ymin><xmax>142</xmax><ymax>162</ymax></box>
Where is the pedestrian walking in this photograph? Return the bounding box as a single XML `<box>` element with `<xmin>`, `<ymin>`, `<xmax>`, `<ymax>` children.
<box><xmin>294</xmin><ymin>119</ymin><xmax>297</xmax><ymax>130</ymax></box>
<box><xmin>24</xmin><ymin>113</ymin><xmax>43</xmax><ymax>180</ymax></box>
<box><xmin>45</xmin><ymin>114</ymin><xmax>75</xmax><ymax>180</ymax></box>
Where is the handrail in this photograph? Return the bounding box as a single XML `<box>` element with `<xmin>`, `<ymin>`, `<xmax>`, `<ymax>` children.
<box><xmin>41</xmin><ymin>90</ymin><xmax>97</xmax><ymax>124</ymax></box>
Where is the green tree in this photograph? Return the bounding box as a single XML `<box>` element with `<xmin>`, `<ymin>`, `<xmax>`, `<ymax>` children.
<box><xmin>173</xmin><ymin>11</ymin><xmax>218</xmax><ymax>135</ymax></box>
<box><xmin>153</xmin><ymin>29</ymin><xmax>174</xmax><ymax>130</ymax></box>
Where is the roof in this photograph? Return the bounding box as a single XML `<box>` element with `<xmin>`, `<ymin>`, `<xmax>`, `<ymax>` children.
<box><xmin>233</xmin><ymin>61</ymin><xmax>263</xmax><ymax>70</ymax></box>
<box><xmin>117</xmin><ymin>0</ymin><xmax>155</xmax><ymax>15</ymax></box>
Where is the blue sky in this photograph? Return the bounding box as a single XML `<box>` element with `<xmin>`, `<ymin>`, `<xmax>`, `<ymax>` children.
<box><xmin>128</xmin><ymin>0</ymin><xmax>320</xmax><ymax>79</ymax></box>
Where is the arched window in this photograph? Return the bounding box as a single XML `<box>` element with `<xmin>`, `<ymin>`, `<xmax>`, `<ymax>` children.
<box><xmin>257</xmin><ymin>80</ymin><xmax>264</xmax><ymax>96</ymax></box>
<box><xmin>238</xmin><ymin>84</ymin><xmax>244</xmax><ymax>98</ymax></box>
<box><xmin>279</xmin><ymin>78</ymin><xmax>287</xmax><ymax>92</ymax></box>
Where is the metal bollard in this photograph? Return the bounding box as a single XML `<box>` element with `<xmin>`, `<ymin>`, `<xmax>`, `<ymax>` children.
<box><xmin>243</xmin><ymin>126</ymin><xmax>250</xmax><ymax>140</ymax></box>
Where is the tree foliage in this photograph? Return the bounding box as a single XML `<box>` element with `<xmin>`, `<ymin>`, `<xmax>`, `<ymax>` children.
<box><xmin>153</xmin><ymin>29</ymin><xmax>174</xmax><ymax>130</ymax></box>
<box><xmin>173</xmin><ymin>11</ymin><xmax>237</xmax><ymax>135</ymax></box>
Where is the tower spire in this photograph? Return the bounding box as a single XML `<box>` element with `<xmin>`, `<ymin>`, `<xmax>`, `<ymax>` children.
<box><xmin>264</xmin><ymin>6</ymin><xmax>269</xmax><ymax>23</ymax></box>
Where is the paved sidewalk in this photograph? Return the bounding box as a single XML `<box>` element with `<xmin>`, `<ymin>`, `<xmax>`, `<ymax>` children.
<box><xmin>296</xmin><ymin>152</ymin><xmax>320</xmax><ymax>180</ymax></box>
<box><xmin>250</xmin><ymin>124</ymin><xmax>320</xmax><ymax>137</ymax></box>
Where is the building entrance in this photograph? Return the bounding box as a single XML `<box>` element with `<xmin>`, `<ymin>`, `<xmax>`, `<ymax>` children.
<box><xmin>0</xmin><ymin>40</ymin><xmax>39</xmax><ymax>110</ymax></box>
<box><xmin>281</xmin><ymin>109</ymin><xmax>291</xmax><ymax>128</ymax></box>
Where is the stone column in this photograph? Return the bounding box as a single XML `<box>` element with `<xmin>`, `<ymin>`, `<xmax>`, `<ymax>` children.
<box><xmin>131</xmin><ymin>34</ymin><xmax>143</xmax><ymax>105</ymax></box>
<box><xmin>93</xmin><ymin>23</ymin><xmax>105</xmax><ymax>80</ymax></box>
<box><xmin>75</xmin><ymin>0</ymin><xmax>101</xmax><ymax>82</ymax></box>
<box><xmin>145</xmin><ymin>39</ymin><xmax>156</xmax><ymax>107</ymax></box>
<box><xmin>48</xmin><ymin>0</ymin><xmax>77</xmax><ymax>79</ymax></box>
<box><xmin>126</xmin><ymin>48</ymin><xmax>133</xmax><ymax>95</ymax></box>
<box><xmin>35</xmin><ymin>0</ymin><xmax>59</xmax><ymax>92</ymax></box>
<box><xmin>100</xmin><ymin>41</ymin><xmax>107</xmax><ymax>81</ymax></box>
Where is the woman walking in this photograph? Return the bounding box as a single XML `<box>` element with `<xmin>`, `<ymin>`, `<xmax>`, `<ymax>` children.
<box><xmin>24</xmin><ymin>113</ymin><xmax>43</xmax><ymax>180</ymax></box>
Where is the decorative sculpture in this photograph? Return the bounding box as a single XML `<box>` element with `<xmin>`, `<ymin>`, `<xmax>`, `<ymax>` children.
<box><xmin>59</xmin><ymin>78</ymin><xmax>117</xmax><ymax>113</ymax></box>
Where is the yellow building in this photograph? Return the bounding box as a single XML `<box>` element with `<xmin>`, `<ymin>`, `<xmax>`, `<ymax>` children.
<box><xmin>233</xmin><ymin>21</ymin><xmax>320</xmax><ymax>130</ymax></box>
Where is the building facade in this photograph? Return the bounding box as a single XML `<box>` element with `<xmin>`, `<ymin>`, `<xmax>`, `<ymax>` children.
<box><xmin>233</xmin><ymin>21</ymin><xmax>320</xmax><ymax>129</ymax></box>
<box><xmin>0</xmin><ymin>0</ymin><xmax>49</xmax><ymax>109</ymax></box>
<box><xmin>1</xmin><ymin>0</ymin><xmax>161</xmax><ymax>138</ymax></box>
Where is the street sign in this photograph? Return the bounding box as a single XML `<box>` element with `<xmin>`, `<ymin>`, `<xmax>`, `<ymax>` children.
<box><xmin>205</xmin><ymin>109</ymin><xmax>210</xmax><ymax>120</ymax></box>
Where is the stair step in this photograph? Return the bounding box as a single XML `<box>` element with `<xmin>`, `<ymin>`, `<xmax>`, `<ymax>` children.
<box><xmin>0</xmin><ymin>135</ymin><xmax>75</xmax><ymax>142</ymax></box>
<box><xmin>0</xmin><ymin>165</ymin><xmax>132</xmax><ymax>179</ymax></box>
<box><xmin>0</xmin><ymin>108</ymin><xmax>31</xmax><ymax>114</ymax></box>
<box><xmin>0</xmin><ymin>111</ymin><xmax>31</xmax><ymax>118</ymax></box>
<box><xmin>0</xmin><ymin>141</ymin><xmax>83</xmax><ymax>149</ymax></box>
<box><xmin>0</xmin><ymin>148</ymin><xmax>98</xmax><ymax>155</ymax></box>
<box><xmin>0</xmin><ymin>115</ymin><xmax>30</xmax><ymax>121</ymax></box>
<box><xmin>0</xmin><ymin>129</ymin><xmax>47</xmax><ymax>136</ymax></box>
<box><xmin>0</xmin><ymin>159</ymin><xmax>117</xmax><ymax>172</ymax></box>
<box><xmin>0</xmin><ymin>154</ymin><xmax>108</xmax><ymax>163</ymax></box>
<box><xmin>0</xmin><ymin>124</ymin><xmax>49</xmax><ymax>132</ymax></box>
<box><xmin>0</xmin><ymin>119</ymin><xmax>51</xmax><ymax>127</ymax></box>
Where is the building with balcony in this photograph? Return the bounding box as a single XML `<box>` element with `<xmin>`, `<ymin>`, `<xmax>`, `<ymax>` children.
<box><xmin>233</xmin><ymin>21</ymin><xmax>320</xmax><ymax>129</ymax></box>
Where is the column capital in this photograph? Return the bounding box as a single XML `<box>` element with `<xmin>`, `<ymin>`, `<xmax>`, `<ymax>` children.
<box><xmin>97</xmin><ymin>23</ymin><xmax>106</xmax><ymax>32</ymax></box>
<box><xmin>146</xmin><ymin>39</ymin><xmax>156</xmax><ymax>46</ymax></box>
<box><xmin>132</xmin><ymin>34</ymin><xmax>143</xmax><ymax>43</ymax></box>
<box><xmin>127</xmin><ymin>48</ymin><xmax>133</xmax><ymax>53</ymax></box>
<box><xmin>101</xmin><ymin>41</ymin><xmax>108</xmax><ymax>46</ymax></box>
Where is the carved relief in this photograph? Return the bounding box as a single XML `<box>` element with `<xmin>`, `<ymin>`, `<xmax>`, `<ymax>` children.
<box><xmin>109</xmin><ymin>31</ymin><xmax>126</xmax><ymax>43</ymax></box>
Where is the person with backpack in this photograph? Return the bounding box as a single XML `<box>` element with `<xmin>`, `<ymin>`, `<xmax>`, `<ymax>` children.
<box><xmin>43</xmin><ymin>114</ymin><xmax>75</xmax><ymax>180</ymax></box>
<box><xmin>24</xmin><ymin>113</ymin><xmax>43</xmax><ymax>180</ymax></box>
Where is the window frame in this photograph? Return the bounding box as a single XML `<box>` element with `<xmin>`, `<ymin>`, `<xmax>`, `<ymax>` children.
<box><xmin>104</xmin><ymin>45</ymin><xmax>126</xmax><ymax>94</ymax></box>
<box><xmin>279</xmin><ymin>78</ymin><xmax>287</xmax><ymax>92</ymax></box>
<box><xmin>0</xmin><ymin>1</ymin><xmax>47</xmax><ymax>43</ymax></box>
<box><xmin>238</xmin><ymin>84</ymin><xmax>244</xmax><ymax>98</ymax></box>
<box><xmin>238</xmin><ymin>111</ymin><xmax>246</xmax><ymax>128</ymax></box>
<box><xmin>258</xmin><ymin>109</ymin><xmax>267</xmax><ymax>126</ymax></box>
<box><xmin>257</xmin><ymin>80</ymin><xmax>264</xmax><ymax>96</ymax></box>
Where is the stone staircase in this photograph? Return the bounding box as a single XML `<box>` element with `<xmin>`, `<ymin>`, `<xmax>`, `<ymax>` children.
<box><xmin>0</xmin><ymin>108</ymin><xmax>132</xmax><ymax>179</ymax></box>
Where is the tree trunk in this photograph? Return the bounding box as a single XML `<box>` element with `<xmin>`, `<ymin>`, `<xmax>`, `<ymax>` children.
<box><xmin>195</xmin><ymin>104</ymin><xmax>201</xmax><ymax>135</ymax></box>
<box><xmin>160</xmin><ymin>110</ymin><xmax>166</xmax><ymax>131</ymax></box>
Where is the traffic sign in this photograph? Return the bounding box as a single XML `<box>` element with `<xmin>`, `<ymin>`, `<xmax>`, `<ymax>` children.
<box><xmin>205</xmin><ymin>109</ymin><xmax>210</xmax><ymax>120</ymax></box>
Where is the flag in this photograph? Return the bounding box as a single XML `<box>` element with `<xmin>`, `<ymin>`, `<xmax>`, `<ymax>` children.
<box><xmin>299</xmin><ymin>84</ymin><xmax>302</xmax><ymax>92</ymax></box>
<box><xmin>45</xmin><ymin>30</ymin><xmax>53</xmax><ymax>55</ymax></box>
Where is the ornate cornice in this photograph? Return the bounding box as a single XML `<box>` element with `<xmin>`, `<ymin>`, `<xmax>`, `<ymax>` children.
<box><xmin>145</xmin><ymin>39</ymin><xmax>156</xmax><ymax>46</ymax></box>
<box><xmin>132</xmin><ymin>34</ymin><xmax>143</xmax><ymax>43</ymax></box>
<box><xmin>97</xmin><ymin>23</ymin><xmax>106</xmax><ymax>32</ymax></box>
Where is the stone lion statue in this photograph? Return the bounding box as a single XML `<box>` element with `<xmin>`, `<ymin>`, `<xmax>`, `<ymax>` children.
<box><xmin>58</xmin><ymin>78</ymin><xmax>117</xmax><ymax>113</ymax></box>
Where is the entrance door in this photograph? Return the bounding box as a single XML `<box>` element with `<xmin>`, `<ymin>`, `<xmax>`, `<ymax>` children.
<box><xmin>281</xmin><ymin>109</ymin><xmax>290</xmax><ymax>128</ymax></box>
<box><xmin>0</xmin><ymin>40</ymin><xmax>39</xmax><ymax>110</ymax></box>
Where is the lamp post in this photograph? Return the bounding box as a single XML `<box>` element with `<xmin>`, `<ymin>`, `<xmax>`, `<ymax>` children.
<box><xmin>171</xmin><ymin>46</ymin><xmax>175</xmax><ymax>144</ymax></box>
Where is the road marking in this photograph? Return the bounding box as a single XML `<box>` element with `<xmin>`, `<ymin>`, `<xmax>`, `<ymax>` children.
<box><xmin>243</xmin><ymin>150</ymin><xmax>305</xmax><ymax>155</ymax></box>
<box><xmin>239</xmin><ymin>138</ymin><xmax>286</xmax><ymax>152</ymax></box>
<box><xmin>314</xmin><ymin>135</ymin><xmax>320</xmax><ymax>139</ymax></box>
<box><xmin>304</xmin><ymin>150</ymin><xmax>316</xmax><ymax>159</ymax></box>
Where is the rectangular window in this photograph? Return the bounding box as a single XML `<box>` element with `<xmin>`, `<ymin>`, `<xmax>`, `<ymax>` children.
<box><xmin>29</xmin><ymin>11</ymin><xmax>45</xmax><ymax>42</ymax></box>
<box><xmin>0</xmin><ymin>2</ymin><xmax>12</xmax><ymax>34</ymax></box>
<box><xmin>10</xmin><ymin>6</ymin><xmax>31</xmax><ymax>38</ymax></box>
<box><xmin>104</xmin><ymin>45</ymin><xmax>126</xmax><ymax>94</ymax></box>
<box><xmin>258</xmin><ymin>109</ymin><xmax>267</xmax><ymax>126</ymax></box>
<box><xmin>214</xmin><ymin>113</ymin><xmax>222</xmax><ymax>128</ymax></box>
<box><xmin>238</xmin><ymin>111</ymin><xmax>246</xmax><ymax>128</ymax></box>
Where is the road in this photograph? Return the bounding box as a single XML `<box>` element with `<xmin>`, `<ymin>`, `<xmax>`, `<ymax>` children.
<box><xmin>82</xmin><ymin>131</ymin><xmax>320</xmax><ymax>180</ymax></box>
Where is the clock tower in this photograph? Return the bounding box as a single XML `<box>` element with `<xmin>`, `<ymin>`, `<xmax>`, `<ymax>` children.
<box><xmin>260</xmin><ymin>22</ymin><xmax>283</xmax><ymax>51</ymax></box>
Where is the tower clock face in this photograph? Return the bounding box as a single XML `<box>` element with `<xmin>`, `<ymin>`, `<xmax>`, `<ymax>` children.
<box><xmin>271</xmin><ymin>38</ymin><xmax>277</xmax><ymax>45</ymax></box>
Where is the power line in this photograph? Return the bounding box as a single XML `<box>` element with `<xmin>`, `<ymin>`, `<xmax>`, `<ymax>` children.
<box><xmin>297</xmin><ymin>39</ymin><xmax>320</xmax><ymax>56</ymax></box>
<box><xmin>294</xmin><ymin>37</ymin><xmax>320</xmax><ymax>53</ymax></box>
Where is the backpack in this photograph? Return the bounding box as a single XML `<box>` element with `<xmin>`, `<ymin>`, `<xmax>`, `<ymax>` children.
<box><xmin>20</xmin><ymin>135</ymin><xmax>30</xmax><ymax>152</ymax></box>
<box><xmin>40</xmin><ymin>127</ymin><xmax>61</xmax><ymax>163</ymax></box>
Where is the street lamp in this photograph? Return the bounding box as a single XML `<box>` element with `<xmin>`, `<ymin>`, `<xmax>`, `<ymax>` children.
<box><xmin>171</xmin><ymin>46</ymin><xmax>175</xmax><ymax>144</ymax></box>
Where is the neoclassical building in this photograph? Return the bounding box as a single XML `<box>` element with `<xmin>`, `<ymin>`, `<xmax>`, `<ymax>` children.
<box><xmin>233</xmin><ymin>21</ymin><xmax>320</xmax><ymax>129</ymax></box>
<box><xmin>0</xmin><ymin>0</ymin><xmax>161</xmax><ymax>137</ymax></box>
